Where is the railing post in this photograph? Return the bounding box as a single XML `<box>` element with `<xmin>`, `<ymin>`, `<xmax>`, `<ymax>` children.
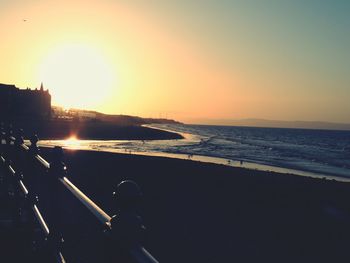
<box><xmin>25</xmin><ymin>135</ymin><xmax>61</xmax><ymax>261</ymax></box>
<box><xmin>6</xmin><ymin>123</ymin><xmax>13</xmax><ymax>144</ymax></box>
<box><xmin>109</xmin><ymin>180</ymin><xmax>151</xmax><ymax>262</ymax></box>
<box><xmin>14</xmin><ymin>128</ymin><xmax>25</xmax><ymax>172</ymax></box>
<box><xmin>5</xmin><ymin>158</ymin><xmax>22</xmax><ymax>226</ymax></box>
<box><xmin>0</xmin><ymin>122</ymin><xmax>5</xmax><ymax>185</ymax></box>
<box><xmin>5</xmin><ymin>124</ymin><xmax>13</xmax><ymax>159</ymax></box>
<box><xmin>46</xmin><ymin>146</ymin><xmax>66</xmax><ymax>262</ymax></box>
<box><xmin>25</xmin><ymin>134</ymin><xmax>39</xmax><ymax>193</ymax></box>
<box><xmin>29</xmin><ymin>134</ymin><xmax>40</xmax><ymax>155</ymax></box>
<box><xmin>15</xmin><ymin>128</ymin><xmax>24</xmax><ymax>145</ymax></box>
<box><xmin>0</xmin><ymin>122</ymin><xmax>5</xmax><ymax>152</ymax></box>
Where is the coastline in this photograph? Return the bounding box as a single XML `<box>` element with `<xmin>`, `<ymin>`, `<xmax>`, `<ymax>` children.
<box><xmin>18</xmin><ymin>122</ymin><xmax>349</xmax><ymax>181</ymax></box>
<box><xmin>37</xmin><ymin>133</ymin><xmax>350</xmax><ymax>183</ymax></box>
<box><xmin>38</xmin><ymin>147</ymin><xmax>350</xmax><ymax>263</ymax></box>
<box><xmin>142</xmin><ymin>124</ymin><xmax>350</xmax><ymax>181</ymax></box>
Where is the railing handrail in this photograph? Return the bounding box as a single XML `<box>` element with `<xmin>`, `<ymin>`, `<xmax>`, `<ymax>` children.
<box><xmin>59</xmin><ymin>176</ymin><xmax>112</xmax><ymax>225</ymax></box>
<box><xmin>1</xmin><ymin>147</ymin><xmax>64</xmax><ymax>262</ymax></box>
<box><xmin>0</xmin><ymin>127</ymin><xmax>159</xmax><ymax>263</ymax></box>
<box><xmin>18</xmin><ymin>141</ymin><xmax>112</xmax><ymax>226</ymax></box>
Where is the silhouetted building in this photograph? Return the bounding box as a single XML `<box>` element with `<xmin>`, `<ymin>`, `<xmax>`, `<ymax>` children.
<box><xmin>0</xmin><ymin>83</ymin><xmax>51</xmax><ymax>121</ymax></box>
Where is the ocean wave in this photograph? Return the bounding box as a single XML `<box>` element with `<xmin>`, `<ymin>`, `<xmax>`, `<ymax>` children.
<box><xmin>37</xmin><ymin>124</ymin><xmax>350</xmax><ymax>179</ymax></box>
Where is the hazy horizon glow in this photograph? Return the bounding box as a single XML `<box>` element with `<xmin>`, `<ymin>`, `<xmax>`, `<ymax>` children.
<box><xmin>0</xmin><ymin>0</ymin><xmax>349</xmax><ymax>123</ymax></box>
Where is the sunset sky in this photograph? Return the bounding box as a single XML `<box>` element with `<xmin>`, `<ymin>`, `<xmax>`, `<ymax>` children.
<box><xmin>0</xmin><ymin>0</ymin><xmax>349</xmax><ymax>123</ymax></box>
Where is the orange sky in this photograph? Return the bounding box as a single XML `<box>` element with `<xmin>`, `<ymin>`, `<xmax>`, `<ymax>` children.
<box><xmin>0</xmin><ymin>1</ymin><xmax>349</xmax><ymax>123</ymax></box>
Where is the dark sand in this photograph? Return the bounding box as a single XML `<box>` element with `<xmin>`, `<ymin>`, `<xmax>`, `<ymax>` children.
<box><xmin>11</xmin><ymin>120</ymin><xmax>183</xmax><ymax>140</ymax></box>
<box><xmin>37</xmin><ymin>148</ymin><xmax>350</xmax><ymax>263</ymax></box>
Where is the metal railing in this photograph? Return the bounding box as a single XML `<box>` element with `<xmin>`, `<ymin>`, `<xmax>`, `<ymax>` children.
<box><xmin>0</xmin><ymin>124</ymin><xmax>159</xmax><ymax>263</ymax></box>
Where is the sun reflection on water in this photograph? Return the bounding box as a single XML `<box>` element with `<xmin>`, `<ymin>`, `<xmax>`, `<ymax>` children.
<box><xmin>65</xmin><ymin>135</ymin><xmax>81</xmax><ymax>148</ymax></box>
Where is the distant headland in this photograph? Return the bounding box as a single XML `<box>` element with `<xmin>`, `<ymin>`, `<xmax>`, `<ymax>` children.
<box><xmin>189</xmin><ymin>118</ymin><xmax>350</xmax><ymax>131</ymax></box>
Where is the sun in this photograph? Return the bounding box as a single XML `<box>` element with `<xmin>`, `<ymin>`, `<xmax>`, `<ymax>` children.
<box><xmin>38</xmin><ymin>43</ymin><xmax>115</xmax><ymax>109</ymax></box>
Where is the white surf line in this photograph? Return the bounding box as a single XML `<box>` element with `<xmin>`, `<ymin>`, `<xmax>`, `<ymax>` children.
<box><xmin>142</xmin><ymin>124</ymin><xmax>199</xmax><ymax>141</ymax></box>
<box><xmin>36</xmin><ymin>140</ymin><xmax>350</xmax><ymax>183</ymax></box>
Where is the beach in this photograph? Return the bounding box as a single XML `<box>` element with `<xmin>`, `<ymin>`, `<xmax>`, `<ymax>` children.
<box><xmin>39</xmin><ymin>147</ymin><xmax>350</xmax><ymax>263</ymax></box>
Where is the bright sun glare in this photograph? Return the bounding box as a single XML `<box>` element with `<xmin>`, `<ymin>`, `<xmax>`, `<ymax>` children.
<box><xmin>65</xmin><ymin>135</ymin><xmax>81</xmax><ymax>148</ymax></box>
<box><xmin>38</xmin><ymin>44</ymin><xmax>115</xmax><ymax>109</ymax></box>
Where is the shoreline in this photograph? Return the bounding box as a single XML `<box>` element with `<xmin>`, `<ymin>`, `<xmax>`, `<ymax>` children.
<box><xmin>142</xmin><ymin>124</ymin><xmax>350</xmax><ymax>181</ymax></box>
<box><xmin>36</xmin><ymin>140</ymin><xmax>350</xmax><ymax>183</ymax></box>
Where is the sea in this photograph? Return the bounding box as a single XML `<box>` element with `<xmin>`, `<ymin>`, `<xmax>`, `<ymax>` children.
<box><xmin>38</xmin><ymin>124</ymin><xmax>350</xmax><ymax>181</ymax></box>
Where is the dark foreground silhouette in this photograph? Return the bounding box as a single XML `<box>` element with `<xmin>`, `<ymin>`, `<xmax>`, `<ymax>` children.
<box><xmin>2</xmin><ymin>148</ymin><xmax>350</xmax><ymax>262</ymax></box>
<box><xmin>47</xmin><ymin>149</ymin><xmax>350</xmax><ymax>262</ymax></box>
